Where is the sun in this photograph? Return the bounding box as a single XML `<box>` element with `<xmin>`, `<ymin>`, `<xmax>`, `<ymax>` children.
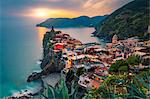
<box><xmin>36</xmin><ymin>11</ymin><xmax>47</xmax><ymax>17</ymax></box>
<box><xmin>34</xmin><ymin>8</ymin><xmax>49</xmax><ymax>18</ymax></box>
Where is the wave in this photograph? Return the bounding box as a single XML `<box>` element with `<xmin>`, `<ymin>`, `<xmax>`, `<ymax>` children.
<box><xmin>10</xmin><ymin>84</ymin><xmax>42</xmax><ymax>98</ymax></box>
<box><xmin>36</xmin><ymin>60</ymin><xmax>42</xmax><ymax>65</ymax></box>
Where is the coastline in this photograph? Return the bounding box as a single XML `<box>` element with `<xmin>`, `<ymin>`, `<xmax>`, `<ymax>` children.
<box><xmin>6</xmin><ymin>80</ymin><xmax>43</xmax><ymax>98</ymax></box>
<box><xmin>5</xmin><ymin>27</ymin><xmax>95</xmax><ymax>98</ymax></box>
<box><xmin>36</xmin><ymin>25</ymin><xmax>95</xmax><ymax>29</ymax></box>
<box><xmin>4</xmin><ymin>25</ymin><xmax>149</xmax><ymax>98</ymax></box>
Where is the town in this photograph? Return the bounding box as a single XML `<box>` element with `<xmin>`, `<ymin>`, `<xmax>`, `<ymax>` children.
<box><xmin>41</xmin><ymin>26</ymin><xmax>149</xmax><ymax>98</ymax></box>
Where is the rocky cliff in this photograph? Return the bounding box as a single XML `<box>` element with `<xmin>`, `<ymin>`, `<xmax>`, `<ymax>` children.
<box><xmin>27</xmin><ymin>27</ymin><xmax>65</xmax><ymax>82</ymax></box>
<box><xmin>41</xmin><ymin>27</ymin><xmax>65</xmax><ymax>73</ymax></box>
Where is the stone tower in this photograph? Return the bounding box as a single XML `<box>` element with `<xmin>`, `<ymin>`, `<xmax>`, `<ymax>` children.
<box><xmin>50</xmin><ymin>26</ymin><xmax>55</xmax><ymax>32</ymax></box>
<box><xmin>112</xmin><ymin>34</ymin><xmax>118</xmax><ymax>44</ymax></box>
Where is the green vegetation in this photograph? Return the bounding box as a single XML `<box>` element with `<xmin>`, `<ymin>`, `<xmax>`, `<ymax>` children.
<box><xmin>97</xmin><ymin>55</ymin><xmax>149</xmax><ymax>98</ymax></box>
<box><xmin>94</xmin><ymin>0</ymin><xmax>150</xmax><ymax>41</ymax></box>
<box><xmin>109</xmin><ymin>60</ymin><xmax>129</xmax><ymax>72</ymax></box>
<box><xmin>109</xmin><ymin>55</ymin><xmax>142</xmax><ymax>73</ymax></box>
<box><xmin>40</xmin><ymin>78</ymin><xmax>70</xmax><ymax>99</ymax></box>
<box><xmin>39</xmin><ymin>77</ymin><xmax>80</xmax><ymax>99</ymax></box>
<box><xmin>83</xmin><ymin>73</ymin><xmax>149</xmax><ymax>99</ymax></box>
<box><xmin>126</xmin><ymin>55</ymin><xmax>141</xmax><ymax>66</ymax></box>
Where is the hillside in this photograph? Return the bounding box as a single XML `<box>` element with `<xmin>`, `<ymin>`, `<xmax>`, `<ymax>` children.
<box><xmin>36</xmin><ymin>15</ymin><xmax>107</xmax><ymax>28</ymax></box>
<box><xmin>93</xmin><ymin>0</ymin><xmax>150</xmax><ymax>41</ymax></box>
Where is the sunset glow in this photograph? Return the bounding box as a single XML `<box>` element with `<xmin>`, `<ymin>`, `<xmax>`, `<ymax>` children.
<box><xmin>33</xmin><ymin>8</ymin><xmax>51</xmax><ymax>18</ymax></box>
<box><xmin>3</xmin><ymin>0</ymin><xmax>133</xmax><ymax>18</ymax></box>
<box><xmin>37</xmin><ymin>27</ymin><xmax>48</xmax><ymax>41</ymax></box>
<box><xmin>25</xmin><ymin>8</ymin><xmax>78</xmax><ymax>18</ymax></box>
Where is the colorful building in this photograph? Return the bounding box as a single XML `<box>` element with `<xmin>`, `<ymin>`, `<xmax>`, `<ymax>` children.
<box><xmin>54</xmin><ymin>43</ymin><xmax>64</xmax><ymax>50</ymax></box>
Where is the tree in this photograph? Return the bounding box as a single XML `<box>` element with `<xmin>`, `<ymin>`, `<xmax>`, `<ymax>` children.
<box><xmin>109</xmin><ymin>60</ymin><xmax>129</xmax><ymax>73</ymax></box>
<box><xmin>118</xmin><ymin>65</ymin><xmax>129</xmax><ymax>72</ymax></box>
<box><xmin>126</xmin><ymin>55</ymin><xmax>141</xmax><ymax>66</ymax></box>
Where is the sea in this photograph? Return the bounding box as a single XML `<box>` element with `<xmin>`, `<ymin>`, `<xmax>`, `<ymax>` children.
<box><xmin>0</xmin><ymin>16</ymin><xmax>104</xmax><ymax>98</ymax></box>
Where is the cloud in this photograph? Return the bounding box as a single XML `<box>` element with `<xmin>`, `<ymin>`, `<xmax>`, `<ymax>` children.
<box><xmin>83</xmin><ymin>0</ymin><xmax>103</xmax><ymax>8</ymax></box>
<box><xmin>49</xmin><ymin>0</ymin><xmax>63</xmax><ymax>2</ymax></box>
<box><xmin>82</xmin><ymin>0</ymin><xmax>133</xmax><ymax>15</ymax></box>
<box><xmin>1</xmin><ymin>0</ymin><xmax>133</xmax><ymax>18</ymax></box>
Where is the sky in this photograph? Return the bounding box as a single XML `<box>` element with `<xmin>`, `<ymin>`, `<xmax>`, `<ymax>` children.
<box><xmin>1</xmin><ymin>0</ymin><xmax>133</xmax><ymax>18</ymax></box>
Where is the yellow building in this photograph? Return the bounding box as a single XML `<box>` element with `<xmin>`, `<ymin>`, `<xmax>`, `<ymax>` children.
<box><xmin>144</xmin><ymin>40</ymin><xmax>150</xmax><ymax>47</ymax></box>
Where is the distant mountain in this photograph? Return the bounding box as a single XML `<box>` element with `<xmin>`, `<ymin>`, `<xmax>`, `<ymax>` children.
<box><xmin>93</xmin><ymin>0</ymin><xmax>149</xmax><ymax>41</ymax></box>
<box><xmin>36</xmin><ymin>15</ymin><xmax>107</xmax><ymax>28</ymax></box>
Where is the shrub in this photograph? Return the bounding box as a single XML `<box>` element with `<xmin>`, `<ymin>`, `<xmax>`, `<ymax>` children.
<box><xmin>126</xmin><ymin>55</ymin><xmax>141</xmax><ymax>66</ymax></box>
<box><xmin>109</xmin><ymin>60</ymin><xmax>129</xmax><ymax>73</ymax></box>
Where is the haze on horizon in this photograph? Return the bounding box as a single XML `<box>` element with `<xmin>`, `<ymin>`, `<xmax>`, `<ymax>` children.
<box><xmin>2</xmin><ymin>0</ymin><xmax>133</xmax><ymax>19</ymax></box>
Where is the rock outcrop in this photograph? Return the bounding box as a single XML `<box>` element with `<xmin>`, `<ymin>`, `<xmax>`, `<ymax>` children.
<box><xmin>27</xmin><ymin>27</ymin><xmax>65</xmax><ymax>82</ymax></box>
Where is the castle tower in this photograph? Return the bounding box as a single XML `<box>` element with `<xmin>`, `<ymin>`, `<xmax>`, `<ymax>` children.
<box><xmin>50</xmin><ymin>26</ymin><xmax>55</xmax><ymax>32</ymax></box>
<box><xmin>112</xmin><ymin>34</ymin><xmax>118</xmax><ymax>44</ymax></box>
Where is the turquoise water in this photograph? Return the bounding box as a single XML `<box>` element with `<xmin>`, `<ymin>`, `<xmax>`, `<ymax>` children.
<box><xmin>0</xmin><ymin>16</ymin><xmax>103</xmax><ymax>97</ymax></box>
<box><xmin>0</xmin><ymin>17</ymin><xmax>43</xmax><ymax>97</ymax></box>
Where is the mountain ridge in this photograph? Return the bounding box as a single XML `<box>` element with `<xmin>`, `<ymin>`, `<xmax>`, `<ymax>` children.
<box><xmin>93</xmin><ymin>0</ymin><xmax>149</xmax><ymax>41</ymax></box>
<box><xmin>36</xmin><ymin>15</ymin><xmax>107</xmax><ymax>28</ymax></box>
